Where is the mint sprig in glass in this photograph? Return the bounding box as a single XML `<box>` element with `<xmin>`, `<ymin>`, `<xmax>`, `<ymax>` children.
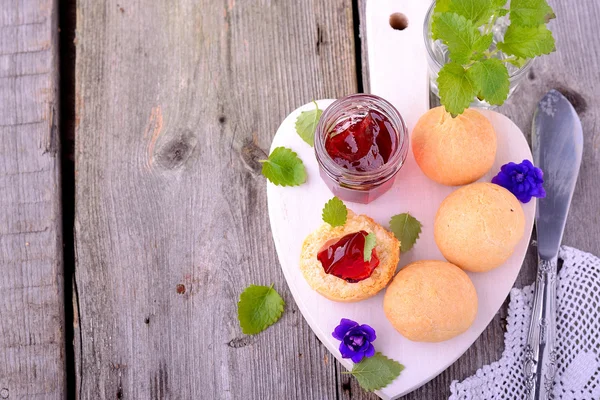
<box><xmin>424</xmin><ymin>0</ymin><xmax>556</xmax><ymax>116</ymax></box>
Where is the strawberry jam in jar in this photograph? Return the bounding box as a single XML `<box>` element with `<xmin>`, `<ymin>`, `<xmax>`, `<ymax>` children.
<box><xmin>315</xmin><ymin>94</ymin><xmax>408</xmax><ymax>204</ymax></box>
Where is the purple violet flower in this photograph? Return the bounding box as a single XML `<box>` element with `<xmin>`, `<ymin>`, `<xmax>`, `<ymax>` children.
<box><xmin>332</xmin><ymin>318</ymin><xmax>376</xmax><ymax>363</ymax></box>
<box><xmin>491</xmin><ymin>159</ymin><xmax>546</xmax><ymax>203</ymax></box>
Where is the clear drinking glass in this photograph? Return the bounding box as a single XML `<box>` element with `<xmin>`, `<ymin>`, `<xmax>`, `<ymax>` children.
<box><xmin>424</xmin><ymin>2</ymin><xmax>533</xmax><ymax>108</ymax></box>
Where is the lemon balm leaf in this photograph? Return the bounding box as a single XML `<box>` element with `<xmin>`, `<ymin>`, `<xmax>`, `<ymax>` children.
<box><xmin>472</xmin><ymin>33</ymin><xmax>493</xmax><ymax>54</ymax></box>
<box><xmin>497</xmin><ymin>8</ymin><xmax>509</xmax><ymax>17</ymax></box>
<box><xmin>448</xmin><ymin>0</ymin><xmax>496</xmax><ymax>26</ymax></box>
<box><xmin>322</xmin><ymin>196</ymin><xmax>348</xmax><ymax>227</ymax></box>
<box><xmin>506</xmin><ymin>56</ymin><xmax>529</xmax><ymax>68</ymax></box>
<box><xmin>389</xmin><ymin>213</ymin><xmax>422</xmax><ymax>253</ymax></box>
<box><xmin>431</xmin><ymin>0</ymin><xmax>556</xmax><ymax>116</ymax></box>
<box><xmin>343</xmin><ymin>353</ymin><xmax>404</xmax><ymax>392</ymax></box>
<box><xmin>363</xmin><ymin>233</ymin><xmax>377</xmax><ymax>262</ymax></box>
<box><xmin>434</xmin><ymin>0</ymin><xmax>452</xmax><ymax>13</ymax></box>
<box><xmin>260</xmin><ymin>147</ymin><xmax>306</xmax><ymax>187</ymax></box>
<box><xmin>295</xmin><ymin>101</ymin><xmax>323</xmax><ymax>147</ymax></box>
<box><xmin>510</xmin><ymin>0</ymin><xmax>555</xmax><ymax>26</ymax></box>
<box><xmin>237</xmin><ymin>284</ymin><xmax>285</xmax><ymax>335</ymax></box>
<box><xmin>431</xmin><ymin>12</ymin><xmax>483</xmax><ymax>65</ymax></box>
<box><xmin>497</xmin><ymin>24</ymin><xmax>555</xmax><ymax>59</ymax></box>
<box><xmin>437</xmin><ymin>62</ymin><xmax>477</xmax><ymax>117</ymax></box>
<box><xmin>467</xmin><ymin>58</ymin><xmax>510</xmax><ymax>105</ymax></box>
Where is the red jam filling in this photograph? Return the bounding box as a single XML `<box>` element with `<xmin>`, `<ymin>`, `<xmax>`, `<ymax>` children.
<box><xmin>325</xmin><ymin>110</ymin><xmax>397</xmax><ymax>172</ymax></box>
<box><xmin>317</xmin><ymin>230</ymin><xmax>380</xmax><ymax>283</ymax></box>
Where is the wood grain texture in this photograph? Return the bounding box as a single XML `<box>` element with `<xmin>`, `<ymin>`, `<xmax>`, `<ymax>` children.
<box><xmin>358</xmin><ymin>0</ymin><xmax>370</xmax><ymax>94</ymax></box>
<box><xmin>0</xmin><ymin>0</ymin><xmax>65</xmax><ymax>399</ymax></box>
<box><xmin>358</xmin><ymin>0</ymin><xmax>600</xmax><ymax>399</ymax></box>
<box><xmin>73</xmin><ymin>0</ymin><xmax>356</xmax><ymax>399</ymax></box>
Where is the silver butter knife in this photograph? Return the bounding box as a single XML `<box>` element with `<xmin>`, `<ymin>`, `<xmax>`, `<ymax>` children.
<box><xmin>525</xmin><ymin>89</ymin><xmax>583</xmax><ymax>399</ymax></box>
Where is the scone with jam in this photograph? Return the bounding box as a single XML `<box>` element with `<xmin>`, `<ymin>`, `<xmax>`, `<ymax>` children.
<box><xmin>300</xmin><ymin>210</ymin><xmax>400</xmax><ymax>302</ymax></box>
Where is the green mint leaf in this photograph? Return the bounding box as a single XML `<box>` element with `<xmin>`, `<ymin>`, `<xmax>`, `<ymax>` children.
<box><xmin>295</xmin><ymin>101</ymin><xmax>322</xmax><ymax>147</ymax></box>
<box><xmin>448</xmin><ymin>0</ymin><xmax>495</xmax><ymax>26</ymax></box>
<box><xmin>363</xmin><ymin>233</ymin><xmax>377</xmax><ymax>262</ymax></box>
<box><xmin>434</xmin><ymin>0</ymin><xmax>452</xmax><ymax>13</ymax></box>
<box><xmin>347</xmin><ymin>353</ymin><xmax>404</xmax><ymax>392</ymax></box>
<box><xmin>238</xmin><ymin>284</ymin><xmax>285</xmax><ymax>335</ymax></box>
<box><xmin>497</xmin><ymin>8</ymin><xmax>509</xmax><ymax>17</ymax></box>
<box><xmin>322</xmin><ymin>196</ymin><xmax>348</xmax><ymax>227</ymax></box>
<box><xmin>473</xmin><ymin>33</ymin><xmax>493</xmax><ymax>54</ymax></box>
<box><xmin>389</xmin><ymin>213</ymin><xmax>423</xmax><ymax>252</ymax></box>
<box><xmin>467</xmin><ymin>58</ymin><xmax>510</xmax><ymax>105</ymax></box>
<box><xmin>431</xmin><ymin>12</ymin><xmax>484</xmax><ymax>65</ymax></box>
<box><xmin>505</xmin><ymin>56</ymin><xmax>529</xmax><ymax>68</ymax></box>
<box><xmin>509</xmin><ymin>0</ymin><xmax>555</xmax><ymax>26</ymax></box>
<box><xmin>437</xmin><ymin>62</ymin><xmax>477</xmax><ymax>116</ymax></box>
<box><xmin>497</xmin><ymin>24</ymin><xmax>555</xmax><ymax>59</ymax></box>
<box><xmin>260</xmin><ymin>147</ymin><xmax>306</xmax><ymax>187</ymax></box>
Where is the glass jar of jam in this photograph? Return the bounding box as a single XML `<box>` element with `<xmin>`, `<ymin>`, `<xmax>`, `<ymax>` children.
<box><xmin>314</xmin><ymin>94</ymin><xmax>409</xmax><ymax>204</ymax></box>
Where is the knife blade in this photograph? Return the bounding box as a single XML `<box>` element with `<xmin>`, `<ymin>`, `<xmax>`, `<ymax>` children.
<box><xmin>533</xmin><ymin>90</ymin><xmax>584</xmax><ymax>260</ymax></box>
<box><xmin>525</xmin><ymin>89</ymin><xmax>583</xmax><ymax>399</ymax></box>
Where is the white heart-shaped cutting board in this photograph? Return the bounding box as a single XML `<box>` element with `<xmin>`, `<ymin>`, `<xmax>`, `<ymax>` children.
<box><xmin>267</xmin><ymin>1</ymin><xmax>534</xmax><ymax>398</ymax></box>
<box><xmin>267</xmin><ymin>102</ymin><xmax>535</xmax><ymax>399</ymax></box>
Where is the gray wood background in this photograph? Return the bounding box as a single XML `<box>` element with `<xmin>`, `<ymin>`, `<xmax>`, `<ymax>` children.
<box><xmin>73</xmin><ymin>1</ymin><xmax>356</xmax><ymax>399</ymax></box>
<box><xmin>0</xmin><ymin>0</ymin><xmax>65</xmax><ymax>399</ymax></box>
<box><xmin>1</xmin><ymin>0</ymin><xmax>598</xmax><ymax>399</ymax></box>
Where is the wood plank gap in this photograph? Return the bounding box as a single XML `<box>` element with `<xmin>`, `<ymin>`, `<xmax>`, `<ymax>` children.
<box><xmin>357</xmin><ymin>0</ymin><xmax>370</xmax><ymax>94</ymax></box>
<box><xmin>352</xmin><ymin>0</ymin><xmax>364</xmax><ymax>93</ymax></box>
<box><xmin>334</xmin><ymin>359</ymin><xmax>340</xmax><ymax>400</ymax></box>
<box><xmin>58</xmin><ymin>0</ymin><xmax>78</xmax><ymax>398</ymax></box>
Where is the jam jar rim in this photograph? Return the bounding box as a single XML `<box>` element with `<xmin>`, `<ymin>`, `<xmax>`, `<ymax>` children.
<box><xmin>314</xmin><ymin>94</ymin><xmax>409</xmax><ymax>188</ymax></box>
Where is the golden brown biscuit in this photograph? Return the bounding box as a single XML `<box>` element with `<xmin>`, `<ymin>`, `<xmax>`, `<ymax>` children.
<box><xmin>434</xmin><ymin>182</ymin><xmax>525</xmax><ymax>272</ymax></box>
<box><xmin>412</xmin><ymin>106</ymin><xmax>497</xmax><ymax>186</ymax></box>
<box><xmin>300</xmin><ymin>211</ymin><xmax>400</xmax><ymax>302</ymax></box>
<box><xmin>383</xmin><ymin>260</ymin><xmax>478</xmax><ymax>342</ymax></box>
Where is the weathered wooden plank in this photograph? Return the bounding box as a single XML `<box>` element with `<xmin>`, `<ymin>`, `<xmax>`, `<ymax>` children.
<box><xmin>0</xmin><ymin>0</ymin><xmax>65</xmax><ymax>399</ymax></box>
<box><xmin>73</xmin><ymin>0</ymin><xmax>356</xmax><ymax>398</ymax></box>
<box><xmin>358</xmin><ymin>0</ymin><xmax>370</xmax><ymax>94</ymax></box>
<box><xmin>354</xmin><ymin>0</ymin><xmax>600</xmax><ymax>398</ymax></box>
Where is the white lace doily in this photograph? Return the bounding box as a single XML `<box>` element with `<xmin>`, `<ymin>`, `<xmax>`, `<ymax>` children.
<box><xmin>449</xmin><ymin>246</ymin><xmax>600</xmax><ymax>400</ymax></box>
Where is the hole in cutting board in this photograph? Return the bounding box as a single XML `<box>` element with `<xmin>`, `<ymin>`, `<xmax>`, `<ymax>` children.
<box><xmin>389</xmin><ymin>13</ymin><xmax>409</xmax><ymax>30</ymax></box>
